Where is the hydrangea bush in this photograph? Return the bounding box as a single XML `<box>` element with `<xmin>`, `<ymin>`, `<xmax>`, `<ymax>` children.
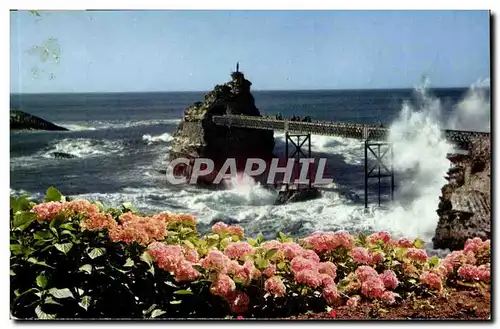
<box><xmin>10</xmin><ymin>187</ymin><xmax>491</xmax><ymax>319</ymax></box>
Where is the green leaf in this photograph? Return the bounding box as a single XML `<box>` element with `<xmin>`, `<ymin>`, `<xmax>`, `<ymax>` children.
<box><xmin>49</xmin><ymin>215</ymin><xmax>66</xmax><ymax>236</ymax></box>
<box><xmin>428</xmin><ymin>256</ymin><xmax>440</xmax><ymax>268</ymax></box>
<box><xmin>49</xmin><ymin>288</ymin><xmax>74</xmax><ymax>299</ymax></box>
<box><xmin>34</xmin><ymin>230</ymin><xmax>54</xmax><ymax>240</ymax></box>
<box><xmin>27</xmin><ymin>257</ymin><xmax>54</xmax><ymax>269</ymax></box>
<box><xmin>54</xmin><ymin>242</ymin><xmax>73</xmax><ymax>255</ymax></box>
<box><xmin>255</xmin><ymin>257</ymin><xmax>269</xmax><ymax>269</ymax></box>
<box><xmin>79</xmin><ymin>264</ymin><xmax>92</xmax><ymax>274</ymax></box>
<box><xmin>169</xmin><ymin>300</ymin><xmax>182</xmax><ymax>305</ymax></box>
<box><xmin>123</xmin><ymin>258</ymin><xmax>134</xmax><ymax>267</ymax></box>
<box><xmin>247</xmin><ymin>237</ymin><xmax>257</xmax><ymax>247</ymax></box>
<box><xmin>88</xmin><ymin>247</ymin><xmax>105</xmax><ymax>259</ymax></box>
<box><xmin>265</xmin><ymin>248</ymin><xmax>279</xmax><ymax>260</ymax></box>
<box><xmin>395</xmin><ymin>247</ymin><xmax>408</xmax><ymax>260</ymax></box>
<box><xmin>13</xmin><ymin>212</ymin><xmax>37</xmax><ymax>231</ymax></box>
<box><xmin>10</xmin><ymin>244</ymin><xmax>23</xmax><ymax>255</ymax></box>
<box><xmin>44</xmin><ymin>296</ymin><xmax>63</xmax><ymax>306</ymax></box>
<box><xmin>277</xmin><ymin>262</ymin><xmax>286</xmax><ymax>270</ymax></box>
<box><xmin>45</xmin><ymin>186</ymin><xmax>63</xmax><ymax>202</ymax></box>
<box><xmin>151</xmin><ymin>309</ymin><xmax>166</xmax><ymax>318</ymax></box>
<box><xmin>278</xmin><ymin>232</ymin><xmax>287</xmax><ymax>242</ymax></box>
<box><xmin>10</xmin><ymin>195</ymin><xmax>31</xmax><ymax>214</ymax></box>
<box><xmin>256</xmin><ymin>233</ymin><xmax>264</xmax><ymax>245</ymax></box>
<box><xmin>36</xmin><ymin>273</ymin><xmax>48</xmax><ymax>289</ymax></box>
<box><xmin>143</xmin><ymin>304</ymin><xmax>157</xmax><ymax>315</ymax></box>
<box><xmin>174</xmin><ymin>289</ymin><xmax>193</xmax><ymax>295</ymax></box>
<box><xmin>413</xmin><ymin>238</ymin><xmax>425</xmax><ymax>249</ymax></box>
<box><xmin>140</xmin><ymin>251</ymin><xmax>153</xmax><ymax>266</ymax></box>
<box><xmin>59</xmin><ymin>223</ymin><xmax>76</xmax><ymax>231</ymax></box>
<box><xmin>35</xmin><ymin>305</ymin><xmax>56</xmax><ymax>319</ymax></box>
<box><xmin>121</xmin><ymin>202</ymin><xmax>136</xmax><ymax>212</ymax></box>
<box><xmin>183</xmin><ymin>239</ymin><xmax>195</xmax><ymax>249</ymax></box>
<box><xmin>79</xmin><ymin>296</ymin><xmax>91</xmax><ymax>311</ymax></box>
<box><xmin>10</xmin><ymin>269</ymin><xmax>16</xmax><ymax>276</ymax></box>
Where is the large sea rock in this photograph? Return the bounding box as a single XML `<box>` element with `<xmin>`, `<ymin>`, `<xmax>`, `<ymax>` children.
<box><xmin>10</xmin><ymin>110</ymin><xmax>68</xmax><ymax>131</ymax></box>
<box><xmin>433</xmin><ymin>137</ymin><xmax>491</xmax><ymax>250</ymax></box>
<box><xmin>168</xmin><ymin>71</ymin><xmax>275</xmax><ymax>186</ymax></box>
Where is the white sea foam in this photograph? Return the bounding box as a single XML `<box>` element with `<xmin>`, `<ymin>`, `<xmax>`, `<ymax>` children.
<box><xmin>39</xmin><ymin>138</ymin><xmax>125</xmax><ymax>159</ymax></box>
<box><xmin>142</xmin><ymin>132</ymin><xmax>174</xmax><ymax>144</ymax></box>
<box><xmin>55</xmin><ymin>119</ymin><xmax>182</xmax><ymax>131</ymax></box>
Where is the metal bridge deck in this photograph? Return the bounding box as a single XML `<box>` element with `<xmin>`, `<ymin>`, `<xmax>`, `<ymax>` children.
<box><xmin>211</xmin><ymin>114</ymin><xmax>490</xmax><ymax>145</ymax></box>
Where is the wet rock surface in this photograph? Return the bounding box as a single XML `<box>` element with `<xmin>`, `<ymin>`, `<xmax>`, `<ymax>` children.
<box><xmin>10</xmin><ymin>110</ymin><xmax>68</xmax><ymax>131</ymax></box>
<box><xmin>274</xmin><ymin>187</ymin><xmax>322</xmax><ymax>205</ymax></box>
<box><xmin>433</xmin><ymin>137</ymin><xmax>491</xmax><ymax>250</ymax></box>
<box><xmin>168</xmin><ymin>71</ymin><xmax>275</xmax><ymax>187</ymax></box>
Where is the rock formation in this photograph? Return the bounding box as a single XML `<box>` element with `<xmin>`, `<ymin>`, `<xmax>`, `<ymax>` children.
<box><xmin>10</xmin><ymin>110</ymin><xmax>68</xmax><ymax>131</ymax></box>
<box><xmin>433</xmin><ymin>137</ymin><xmax>491</xmax><ymax>250</ymax></box>
<box><xmin>168</xmin><ymin>71</ymin><xmax>275</xmax><ymax>186</ymax></box>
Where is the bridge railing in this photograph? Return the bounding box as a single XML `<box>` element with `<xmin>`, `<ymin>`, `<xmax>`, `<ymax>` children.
<box><xmin>211</xmin><ymin>114</ymin><xmax>490</xmax><ymax>144</ymax></box>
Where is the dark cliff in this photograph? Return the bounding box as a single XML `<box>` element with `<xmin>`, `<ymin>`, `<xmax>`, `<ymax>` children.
<box><xmin>433</xmin><ymin>137</ymin><xmax>491</xmax><ymax>250</ymax></box>
<box><xmin>168</xmin><ymin>71</ymin><xmax>275</xmax><ymax>186</ymax></box>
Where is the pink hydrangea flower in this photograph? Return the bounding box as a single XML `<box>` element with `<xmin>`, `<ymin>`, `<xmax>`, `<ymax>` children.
<box><xmin>355</xmin><ymin>266</ymin><xmax>378</xmax><ymax>282</ymax></box>
<box><xmin>243</xmin><ymin>259</ymin><xmax>261</xmax><ymax>281</ymax></box>
<box><xmin>109</xmin><ymin>214</ymin><xmax>167</xmax><ymax>246</ymax></box>
<box><xmin>210</xmin><ymin>274</ymin><xmax>236</xmax><ymax>297</ymax></box>
<box><xmin>299</xmin><ymin>249</ymin><xmax>320</xmax><ymax>263</ymax></box>
<box><xmin>379</xmin><ymin>270</ymin><xmax>399</xmax><ymax>290</ymax></box>
<box><xmin>463</xmin><ymin>237</ymin><xmax>490</xmax><ymax>254</ymax></box>
<box><xmin>264</xmin><ymin>276</ymin><xmax>286</xmax><ymax>297</ymax></box>
<box><xmin>396</xmin><ymin>238</ymin><xmax>414</xmax><ymax>248</ymax></box>
<box><xmin>406</xmin><ymin>248</ymin><xmax>428</xmax><ymax>262</ymax></box>
<box><xmin>147</xmin><ymin>243</ymin><xmax>183</xmax><ymax>273</ymax></box>
<box><xmin>200</xmin><ymin>250</ymin><xmax>231</xmax><ymax>274</ymax></box>
<box><xmin>290</xmin><ymin>256</ymin><xmax>317</xmax><ymax>274</ymax></box>
<box><xmin>370</xmin><ymin>251</ymin><xmax>385</xmax><ymax>264</ymax></box>
<box><xmin>212</xmin><ymin>222</ymin><xmax>244</xmax><ymax>237</ymax></box>
<box><xmin>174</xmin><ymin>260</ymin><xmax>200</xmax><ymax>282</ymax></box>
<box><xmin>319</xmin><ymin>273</ymin><xmax>335</xmax><ymax>287</ymax></box>
<box><xmin>32</xmin><ymin>201</ymin><xmax>65</xmax><ymax>221</ymax></box>
<box><xmin>294</xmin><ymin>269</ymin><xmax>321</xmax><ymax>288</ymax></box>
<box><xmin>351</xmin><ymin>247</ymin><xmax>373</xmax><ymax>264</ymax></box>
<box><xmin>381</xmin><ymin>291</ymin><xmax>399</xmax><ymax>305</ymax></box>
<box><xmin>263</xmin><ymin>263</ymin><xmax>276</xmax><ymax>277</ymax></box>
<box><xmin>224</xmin><ymin>242</ymin><xmax>254</xmax><ymax>259</ymax></box>
<box><xmin>420</xmin><ymin>271</ymin><xmax>443</xmax><ymax>291</ymax></box>
<box><xmin>281</xmin><ymin>242</ymin><xmax>304</xmax><ymax>260</ymax></box>
<box><xmin>80</xmin><ymin>213</ymin><xmax>117</xmax><ymax>231</ymax></box>
<box><xmin>322</xmin><ymin>284</ymin><xmax>340</xmax><ymax>305</ymax></box>
<box><xmin>302</xmin><ymin>231</ymin><xmax>355</xmax><ymax>252</ymax></box>
<box><xmin>181</xmin><ymin>246</ymin><xmax>199</xmax><ymax>263</ymax></box>
<box><xmin>318</xmin><ymin>261</ymin><xmax>337</xmax><ymax>280</ymax></box>
<box><xmin>366</xmin><ymin>232</ymin><xmax>392</xmax><ymax>245</ymax></box>
<box><xmin>457</xmin><ymin>264</ymin><xmax>490</xmax><ymax>281</ymax></box>
<box><xmin>361</xmin><ymin>277</ymin><xmax>386</xmax><ymax>299</ymax></box>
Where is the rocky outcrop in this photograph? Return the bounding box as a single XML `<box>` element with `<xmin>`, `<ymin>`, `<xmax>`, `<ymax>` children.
<box><xmin>168</xmin><ymin>71</ymin><xmax>275</xmax><ymax>186</ymax></box>
<box><xmin>433</xmin><ymin>137</ymin><xmax>491</xmax><ymax>250</ymax></box>
<box><xmin>10</xmin><ymin>110</ymin><xmax>68</xmax><ymax>131</ymax></box>
<box><xmin>274</xmin><ymin>188</ymin><xmax>322</xmax><ymax>205</ymax></box>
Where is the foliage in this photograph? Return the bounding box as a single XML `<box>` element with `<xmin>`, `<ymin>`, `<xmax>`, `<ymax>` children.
<box><xmin>10</xmin><ymin>188</ymin><xmax>491</xmax><ymax>319</ymax></box>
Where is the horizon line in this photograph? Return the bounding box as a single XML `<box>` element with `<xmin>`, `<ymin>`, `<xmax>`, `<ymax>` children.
<box><xmin>10</xmin><ymin>85</ymin><xmax>472</xmax><ymax>95</ymax></box>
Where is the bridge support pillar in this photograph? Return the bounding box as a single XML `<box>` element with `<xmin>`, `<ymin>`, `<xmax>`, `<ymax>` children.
<box><xmin>285</xmin><ymin>132</ymin><xmax>312</xmax><ymax>191</ymax></box>
<box><xmin>364</xmin><ymin>141</ymin><xmax>395</xmax><ymax>208</ymax></box>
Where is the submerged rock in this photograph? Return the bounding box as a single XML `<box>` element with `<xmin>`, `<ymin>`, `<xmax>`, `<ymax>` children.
<box><xmin>50</xmin><ymin>152</ymin><xmax>77</xmax><ymax>159</ymax></box>
<box><xmin>168</xmin><ymin>71</ymin><xmax>275</xmax><ymax>187</ymax></box>
<box><xmin>433</xmin><ymin>137</ymin><xmax>491</xmax><ymax>250</ymax></box>
<box><xmin>274</xmin><ymin>187</ymin><xmax>322</xmax><ymax>205</ymax></box>
<box><xmin>10</xmin><ymin>110</ymin><xmax>68</xmax><ymax>131</ymax></box>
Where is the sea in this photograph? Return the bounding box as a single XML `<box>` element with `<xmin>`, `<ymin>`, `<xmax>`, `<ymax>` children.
<box><xmin>10</xmin><ymin>84</ymin><xmax>491</xmax><ymax>249</ymax></box>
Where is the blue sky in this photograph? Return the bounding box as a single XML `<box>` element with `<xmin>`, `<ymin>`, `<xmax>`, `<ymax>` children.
<box><xmin>10</xmin><ymin>10</ymin><xmax>490</xmax><ymax>93</ymax></box>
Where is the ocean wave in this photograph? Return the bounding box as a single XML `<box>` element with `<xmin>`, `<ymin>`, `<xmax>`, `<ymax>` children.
<box><xmin>39</xmin><ymin>138</ymin><xmax>125</xmax><ymax>159</ymax></box>
<box><xmin>54</xmin><ymin>119</ymin><xmax>182</xmax><ymax>131</ymax></box>
<box><xmin>142</xmin><ymin>132</ymin><xmax>174</xmax><ymax>144</ymax></box>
